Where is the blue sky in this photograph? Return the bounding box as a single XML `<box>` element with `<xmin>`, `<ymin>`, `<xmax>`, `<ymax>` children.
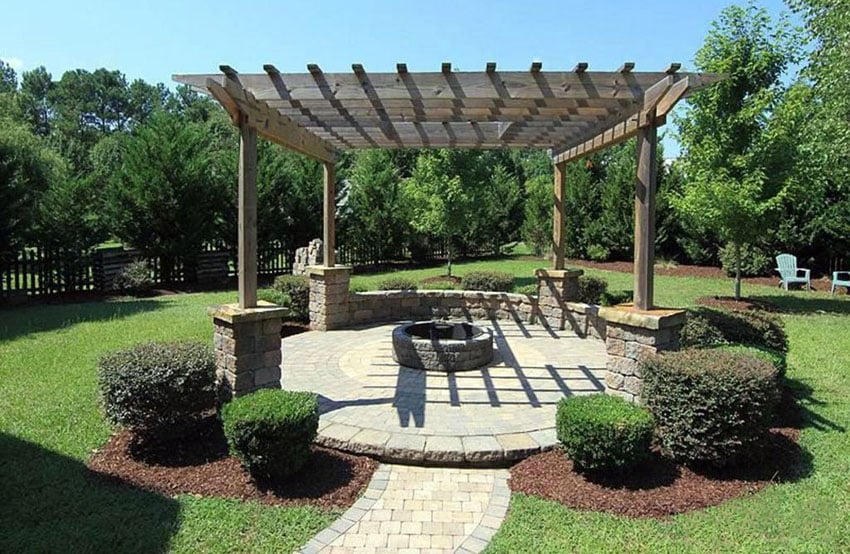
<box><xmin>2</xmin><ymin>0</ymin><xmax>797</xmax><ymax>156</ymax></box>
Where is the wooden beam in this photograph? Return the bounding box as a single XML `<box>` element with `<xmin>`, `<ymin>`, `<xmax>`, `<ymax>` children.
<box><xmin>634</xmin><ymin>111</ymin><xmax>658</xmax><ymax>310</ymax></box>
<box><xmin>553</xmin><ymin>161</ymin><xmax>566</xmax><ymax>270</ymax></box>
<box><xmin>485</xmin><ymin>62</ymin><xmax>497</xmax><ymax>73</ymax></box>
<box><xmin>441</xmin><ymin>62</ymin><xmax>452</xmax><ymax>74</ymax></box>
<box><xmin>573</xmin><ymin>62</ymin><xmax>588</xmax><ymax>73</ymax></box>
<box><xmin>530</xmin><ymin>61</ymin><xmax>542</xmax><ymax>73</ymax></box>
<box><xmin>666</xmin><ymin>62</ymin><xmax>682</xmax><ymax>74</ymax></box>
<box><xmin>207</xmin><ymin>76</ymin><xmax>337</xmax><ymax>162</ymax></box>
<box><xmin>396</xmin><ymin>63</ymin><xmax>408</xmax><ymax>74</ymax></box>
<box><xmin>238</xmin><ymin>119</ymin><xmax>258</xmax><ymax>309</ymax></box>
<box><xmin>618</xmin><ymin>62</ymin><xmax>635</xmax><ymax>73</ymax></box>
<box><xmin>654</xmin><ymin>75</ymin><xmax>691</xmax><ymax>117</ymax></box>
<box><xmin>323</xmin><ymin>161</ymin><xmax>336</xmax><ymax>267</ymax></box>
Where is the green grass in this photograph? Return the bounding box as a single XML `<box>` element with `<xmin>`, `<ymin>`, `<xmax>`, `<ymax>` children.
<box><xmin>2</xmin><ymin>257</ymin><xmax>850</xmax><ymax>552</ymax></box>
<box><xmin>0</xmin><ymin>293</ymin><xmax>334</xmax><ymax>553</ymax></box>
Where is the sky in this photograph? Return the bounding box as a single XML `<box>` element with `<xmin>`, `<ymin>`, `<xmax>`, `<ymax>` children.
<box><xmin>2</xmin><ymin>0</ymin><xmax>799</xmax><ymax>157</ymax></box>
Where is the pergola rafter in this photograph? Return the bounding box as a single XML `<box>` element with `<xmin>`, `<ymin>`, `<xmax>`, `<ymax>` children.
<box><xmin>174</xmin><ymin>62</ymin><xmax>724</xmax><ymax>311</ymax></box>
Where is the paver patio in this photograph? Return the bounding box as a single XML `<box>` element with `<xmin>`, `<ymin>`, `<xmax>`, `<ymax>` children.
<box><xmin>282</xmin><ymin>319</ymin><xmax>606</xmax><ymax>465</ymax></box>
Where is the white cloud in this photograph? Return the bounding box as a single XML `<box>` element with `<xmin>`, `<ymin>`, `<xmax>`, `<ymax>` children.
<box><xmin>1</xmin><ymin>57</ymin><xmax>24</xmax><ymax>71</ymax></box>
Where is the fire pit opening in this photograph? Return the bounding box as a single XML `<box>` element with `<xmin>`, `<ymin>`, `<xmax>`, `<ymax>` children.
<box><xmin>392</xmin><ymin>320</ymin><xmax>494</xmax><ymax>372</ymax></box>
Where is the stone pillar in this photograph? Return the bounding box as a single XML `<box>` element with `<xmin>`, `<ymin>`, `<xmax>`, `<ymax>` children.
<box><xmin>535</xmin><ymin>268</ymin><xmax>583</xmax><ymax>330</ymax></box>
<box><xmin>308</xmin><ymin>266</ymin><xmax>352</xmax><ymax>331</ymax></box>
<box><xmin>598</xmin><ymin>305</ymin><xmax>686</xmax><ymax>403</ymax></box>
<box><xmin>209</xmin><ymin>302</ymin><xmax>289</xmax><ymax>400</ymax></box>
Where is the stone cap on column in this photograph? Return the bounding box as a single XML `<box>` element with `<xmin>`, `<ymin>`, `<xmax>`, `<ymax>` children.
<box><xmin>306</xmin><ymin>265</ymin><xmax>353</xmax><ymax>276</ymax></box>
<box><xmin>207</xmin><ymin>301</ymin><xmax>290</xmax><ymax>323</ymax></box>
<box><xmin>598</xmin><ymin>304</ymin><xmax>686</xmax><ymax>330</ymax></box>
<box><xmin>534</xmin><ymin>268</ymin><xmax>584</xmax><ymax>279</ymax></box>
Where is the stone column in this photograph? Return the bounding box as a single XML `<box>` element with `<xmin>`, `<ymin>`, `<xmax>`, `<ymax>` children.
<box><xmin>209</xmin><ymin>302</ymin><xmax>289</xmax><ymax>400</ymax></box>
<box><xmin>308</xmin><ymin>266</ymin><xmax>352</xmax><ymax>331</ymax></box>
<box><xmin>535</xmin><ymin>268</ymin><xmax>583</xmax><ymax>330</ymax></box>
<box><xmin>598</xmin><ymin>305</ymin><xmax>686</xmax><ymax>403</ymax></box>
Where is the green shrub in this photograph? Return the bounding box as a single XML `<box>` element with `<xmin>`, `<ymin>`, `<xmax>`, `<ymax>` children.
<box><xmin>377</xmin><ymin>276</ymin><xmax>418</xmax><ymax>291</ymax></box>
<box><xmin>556</xmin><ymin>394</ymin><xmax>654</xmax><ymax>472</ymax></box>
<box><xmin>515</xmin><ymin>283</ymin><xmax>538</xmax><ymax>296</ymax></box>
<box><xmin>222</xmin><ymin>389</ymin><xmax>319</xmax><ymax>480</ymax></box>
<box><xmin>258</xmin><ymin>287</ymin><xmax>287</xmax><ymax>306</ymax></box>
<box><xmin>642</xmin><ymin>349</ymin><xmax>780</xmax><ymax>467</ymax></box>
<box><xmin>97</xmin><ymin>341</ymin><xmax>216</xmax><ymax>437</ymax></box>
<box><xmin>601</xmin><ymin>289</ymin><xmax>633</xmax><ymax>306</ymax></box>
<box><xmin>272</xmin><ymin>275</ymin><xmax>310</xmax><ymax>322</ymax></box>
<box><xmin>720</xmin><ymin>243</ymin><xmax>774</xmax><ymax>277</ymax></box>
<box><xmin>461</xmin><ymin>271</ymin><xmax>515</xmax><ymax>292</ymax></box>
<box><xmin>113</xmin><ymin>260</ymin><xmax>154</xmax><ymax>294</ymax></box>
<box><xmin>680</xmin><ymin>307</ymin><xmax>788</xmax><ymax>352</ymax></box>
<box><xmin>710</xmin><ymin>344</ymin><xmax>787</xmax><ymax>378</ymax></box>
<box><xmin>586</xmin><ymin>244</ymin><xmax>610</xmax><ymax>262</ymax></box>
<box><xmin>577</xmin><ymin>275</ymin><xmax>608</xmax><ymax>304</ymax></box>
<box><xmin>349</xmin><ymin>283</ymin><xmax>368</xmax><ymax>293</ymax></box>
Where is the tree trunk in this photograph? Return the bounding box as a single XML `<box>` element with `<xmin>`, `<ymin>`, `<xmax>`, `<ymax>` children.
<box><xmin>734</xmin><ymin>242</ymin><xmax>742</xmax><ymax>300</ymax></box>
<box><xmin>446</xmin><ymin>240</ymin><xmax>453</xmax><ymax>278</ymax></box>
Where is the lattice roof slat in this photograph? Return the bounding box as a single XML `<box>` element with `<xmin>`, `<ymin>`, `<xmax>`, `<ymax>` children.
<box><xmin>173</xmin><ymin>64</ymin><xmax>724</xmax><ymax>162</ymax></box>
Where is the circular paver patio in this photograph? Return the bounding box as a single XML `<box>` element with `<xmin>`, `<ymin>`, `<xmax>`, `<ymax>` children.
<box><xmin>282</xmin><ymin>319</ymin><xmax>606</xmax><ymax>466</ymax></box>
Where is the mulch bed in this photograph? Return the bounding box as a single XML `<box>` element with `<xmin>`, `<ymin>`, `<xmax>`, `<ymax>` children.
<box><xmin>420</xmin><ymin>275</ymin><xmax>463</xmax><ymax>285</ymax></box>
<box><xmin>696</xmin><ymin>296</ymin><xmax>779</xmax><ymax>312</ymax></box>
<box><xmin>509</xmin><ymin>427</ymin><xmax>801</xmax><ymax>519</ymax></box>
<box><xmin>88</xmin><ymin>418</ymin><xmax>378</xmax><ymax>510</ymax></box>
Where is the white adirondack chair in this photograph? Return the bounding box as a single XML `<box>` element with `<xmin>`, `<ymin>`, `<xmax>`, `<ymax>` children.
<box><xmin>831</xmin><ymin>271</ymin><xmax>850</xmax><ymax>294</ymax></box>
<box><xmin>776</xmin><ymin>254</ymin><xmax>811</xmax><ymax>291</ymax></box>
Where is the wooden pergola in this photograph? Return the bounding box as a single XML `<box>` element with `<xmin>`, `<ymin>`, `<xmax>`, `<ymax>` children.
<box><xmin>174</xmin><ymin>62</ymin><xmax>723</xmax><ymax>311</ymax></box>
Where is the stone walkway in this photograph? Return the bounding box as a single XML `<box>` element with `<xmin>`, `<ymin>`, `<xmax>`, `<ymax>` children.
<box><xmin>283</xmin><ymin>319</ymin><xmax>606</xmax><ymax>465</ymax></box>
<box><xmin>299</xmin><ymin>464</ymin><xmax>510</xmax><ymax>554</ymax></box>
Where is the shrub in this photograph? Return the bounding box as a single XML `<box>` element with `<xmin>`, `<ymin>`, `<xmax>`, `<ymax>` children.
<box><xmin>642</xmin><ymin>349</ymin><xmax>780</xmax><ymax>467</ymax></box>
<box><xmin>586</xmin><ymin>244</ymin><xmax>610</xmax><ymax>262</ymax></box>
<box><xmin>720</xmin><ymin>243</ymin><xmax>774</xmax><ymax>277</ymax></box>
<box><xmin>377</xmin><ymin>276</ymin><xmax>418</xmax><ymax>291</ymax></box>
<box><xmin>577</xmin><ymin>275</ymin><xmax>608</xmax><ymax>304</ymax></box>
<box><xmin>221</xmin><ymin>389</ymin><xmax>319</xmax><ymax>480</ymax></box>
<box><xmin>601</xmin><ymin>289</ymin><xmax>633</xmax><ymax>306</ymax></box>
<box><xmin>258</xmin><ymin>287</ymin><xmax>287</xmax><ymax>306</ymax></box>
<box><xmin>515</xmin><ymin>283</ymin><xmax>538</xmax><ymax>296</ymax></box>
<box><xmin>272</xmin><ymin>275</ymin><xmax>310</xmax><ymax>322</ymax></box>
<box><xmin>113</xmin><ymin>260</ymin><xmax>154</xmax><ymax>294</ymax></box>
<box><xmin>556</xmin><ymin>394</ymin><xmax>654</xmax><ymax>472</ymax></box>
<box><xmin>97</xmin><ymin>341</ymin><xmax>216</xmax><ymax>437</ymax></box>
<box><xmin>461</xmin><ymin>271</ymin><xmax>514</xmax><ymax>292</ymax></box>
<box><xmin>349</xmin><ymin>283</ymin><xmax>368</xmax><ymax>293</ymax></box>
<box><xmin>680</xmin><ymin>307</ymin><xmax>788</xmax><ymax>352</ymax></box>
<box><xmin>710</xmin><ymin>344</ymin><xmax>787</xmax><ymax>378</ymax></box>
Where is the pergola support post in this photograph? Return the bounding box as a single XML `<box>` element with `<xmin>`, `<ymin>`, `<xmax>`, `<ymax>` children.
<box><xmin>238</xmin><ymin>118</ymin><xmax>258</xmax><ymax>309</ymax></box>
<box><xmin>323</xmin><ymin>161</ymin><xmax>336</xmax><ymax>267</ymax></box>
<box><xmin>553</xmin><ymin>160</ymin><xmax>566</xmax><ymax>270</ymax></box>
<box><xmin>633</xmin><ymin>114</ymin><xmax>658</xmax><ymax>311</ymax></box>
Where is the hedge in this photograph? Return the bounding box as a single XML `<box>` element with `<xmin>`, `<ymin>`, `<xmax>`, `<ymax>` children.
<box><xmin>461</xmin><ymin>271</ymin><xmax>515</xmax><ymax>292</ymax></box>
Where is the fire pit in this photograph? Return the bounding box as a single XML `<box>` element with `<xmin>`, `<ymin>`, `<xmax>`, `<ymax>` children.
<box><xmin>392</xmin><ymin>321</ymin><xmax>494</xmax><ymax>372</ymax></box>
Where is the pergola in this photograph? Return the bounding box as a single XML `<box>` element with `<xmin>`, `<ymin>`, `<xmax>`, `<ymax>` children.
<box><xmin>174</xmin><ymin>62</ymin><xmax>723</xmax><ymax>311</ymax></box>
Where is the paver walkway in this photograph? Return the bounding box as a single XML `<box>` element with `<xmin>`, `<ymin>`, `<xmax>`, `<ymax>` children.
<box><xmin>299</xmin><ymin>464</ymin><xmax>510</xmax><ymax>554</ymax></box>
<box><xmin>283</xmin><ymin>319</ymin><xmax>606</xmax><ymax>464</ymax></box>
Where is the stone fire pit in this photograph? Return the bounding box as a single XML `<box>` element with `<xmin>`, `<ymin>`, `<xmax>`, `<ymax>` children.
<box><xmin>391</xmin><ymin>321</ymin><xmax>494</xmax><ymax>372</ymax></box>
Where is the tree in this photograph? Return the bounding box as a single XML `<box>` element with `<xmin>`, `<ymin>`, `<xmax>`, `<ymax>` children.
<box><xmin>521</xmin><ymin>174</ymin><xmax>553</xmax><ymax>256</ymax></box>
<box><xmin>343</xmin><ymin>149</ymin><xmax>409</xmax><ymax>261</ymax></box>
<box><xmin>19</xmin><ymin>66</ymin><xmax>53</xmax><ymax>137</ymax></box>
<box><xmin>0</xmin><ymin>60</ymin><xmax>17</xmax><ymax>93</ymax></box>
<box><xmin>403</xmin><ymin>150</ymin><xmax>477</xmax><ymax>276</ymax></box>
<box><xmin>104</xmin><ymin>111</ymin><xmax>229</xmax><ymax>282</ymax></box>
<box><xmin>674</xmin><ymin>3</ymin><xmax>801</xmax><ymax>298</ymax></box>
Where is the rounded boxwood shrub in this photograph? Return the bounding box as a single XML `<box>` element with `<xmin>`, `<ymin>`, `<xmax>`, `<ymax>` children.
<box><xmin>221</xmin><ymin>389</ymin><xmax>319</xmax><ymax>480</ymax></box>
<box><xmin>97</xmin><ymin>341</ymin><xmax>216</xmax><ymax>437</ymax></box>
<box><xmin>461</xmin><ymin>271</ymin><xmax>514</xmax><ymax>292</ymax></box>
<box><xmin>680</xmin><ymin>307</ymin><xmax>788</xmax><ymax>353</ymax></box>
<box><xmin>710</xmin><ymin>344</ymin><xmax>787</xmax><ymax>378</ymax></box>
<box><xmin>272</xmin><ymin>275</ymin><xmax>310</xmax><ymax>322</ymax></box>
<box><xmin>515</xmin><ymin>283</ymin><xmax>538</xmax><ymax>296</ymax></box>
<box><xmin>577</xmin><ymin>275</ymin><xmax>608</xmax><ymax>304</ymax></box>
<box><xmin>377</xmin><ymin>276</ymin><xmax>418</xmax><ymax>291</ymax></box>
<box><xmin>642</xmin><ymin>349</ymin><xmax>780</xmax><ymax>467</ymax></box>
<box><xmin>112</xmin><ymin>260</ymin><xmax>154</xmax><ymax>294</ymax></box>
<box><xmin>556</xmin><ymin>394</ymin><xmax>654</xmax><ymax>472</ymax></box>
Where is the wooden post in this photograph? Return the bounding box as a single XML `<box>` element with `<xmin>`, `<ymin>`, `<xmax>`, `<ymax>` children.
<box><xmin>323</xmin><ymin>161</ymin><xmax>336</xmax><ymax>267</ymax></box>
<box><xmin>238</xmin><ymin>118</ymin><xmax>258</xmax><ymax>308</ymax></box>
<box><xmin>634</xmin><ymin>114</ymin><xmax>658</xmax><ymax>311</ymax></box>
<box><xmin>553</xmin><ymin>161</ymin><xmax>566</xmax><ymax>269</ymax></box>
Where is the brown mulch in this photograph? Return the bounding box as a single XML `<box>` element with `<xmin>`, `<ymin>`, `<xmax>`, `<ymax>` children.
<box><xmin>696</xmin><ymin>296</ymin><xmax>780</xmax><ymax>312</ymax></box>
<box><xmin>280</xmin><ymin>320</ymin><xmax>311</xmax><ymax>338</ymax></box>
<box><xmin>420</xmin><ymin>275</ymin><xmax>463</xmax><ymax>285</ymax></box>
<box><xmin>88</xmin><ymin>419</ymin><xmax>378</xmax><ymax>510</ymax></box>
<box><xmin>509</xmin><ymin>427</ymin><xmax>801</xmax><ymax>519</ymax></box>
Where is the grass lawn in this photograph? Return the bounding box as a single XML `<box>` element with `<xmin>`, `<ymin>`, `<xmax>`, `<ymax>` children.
<box><xmin>2</xmin><ymin>256</ymin><xmax>849</xmax><ymax>552</ymax></box>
